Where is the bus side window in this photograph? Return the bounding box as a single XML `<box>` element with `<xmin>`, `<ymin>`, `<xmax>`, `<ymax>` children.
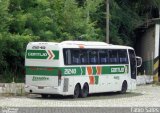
<box><xmin>109</xmin><ymin>50</ymin><xmax>119</xmax><ymax>64</ymax></box>
<box><xmin>80</xmin><ymin>50</ymin><xmax>88</xmax><ymax>64</ymax></box>
<box><xmin>118</xmin><ymin>50</ymin><xmax>128</xmax><ymax>64</ymax></box>
<box><xmin>71</xmin><ymin>49</ymin><xmax>80</xmax><ymax>65</ymax></box>
<box><xmin>89</xmin><ymin>50</ymin><xmax>98</xmax><ymax>64</ymax></box>
<box><xmin>99</xmin><ymin>50</ymin><xmax>109</xmax><ymax>64</ymax></box>
<box><xmin>63</xmin><ymin>49</ymin><xmax>71</xmax><ymax>65</ymax></box>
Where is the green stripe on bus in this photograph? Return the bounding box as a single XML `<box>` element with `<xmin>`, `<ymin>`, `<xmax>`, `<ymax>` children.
<box><xmin>81</xmin><ymin>67</ymin><xmax>86</xmax><ymax>75</ymax></box>
<box><xmin>92</xmin><ymin>67</ymin><xmax>97</xmax><ymax>75</ymax></box>
<box><xmin>26</xmin><ymin>65</ymin><xmax>129</xmax><ymax>76</ymax></box>
<box><xmin>52</xmin><ymin>51</ymin><xmax>59</xmax><ymax>59</ymax></box>
<box><xmin>101</xmin><ymin>66</ymin><xmax>110</xmax><ymax>74</ymax></box>
<box><xmin>63</xmin><ymin>67</ymin><xmax>87</xmax><ymax>75</ymax></box>
<box><xmin>26</xmin><ymin>67</ymin><xmax>59</xmax><ymax>76</ymax></box>
<box><xmin>94</xmin><ymin>76</ymin><xmax>99</xmax><ymax>84</ymax></box>
<box><xmin>102</xmin><ymin>65</ymin><xmax>128</xmax><ymax>74</ymax></box>
<box><xmin>61</xmin><ymin>67</ymin><xmax>86</xmax><ymax>76</ymax></box>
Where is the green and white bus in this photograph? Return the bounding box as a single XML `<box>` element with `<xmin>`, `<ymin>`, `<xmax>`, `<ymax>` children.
<box><xmin>25</xmin><ymin>41</ymin><xmax>142</xmax><ymax>98</ymax></box>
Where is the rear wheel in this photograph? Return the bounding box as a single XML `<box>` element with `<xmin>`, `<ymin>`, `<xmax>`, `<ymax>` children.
<box><xmin>80</xmin><ymin>83</ymin><xmax>89</xmax><ymax>98</ymax></box>
<box><xmin>73</xmin><ymin>84</ymin><xmax>80</xmax><ymax>98</ymax></box>
<box><xmin>120</xmin><ymin>81</ymin><xmax>127</xmax><ymax>94</ymax></box>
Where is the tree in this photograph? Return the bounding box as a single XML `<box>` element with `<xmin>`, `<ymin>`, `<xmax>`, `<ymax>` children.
<box><xmin>90</xmin><ymin>0</ymin><xmax>160</xmax><ymax>45</ymax></box>
<box><xmin>0</xmin><ymin>0</ymin><xmax>11</xmax><ymax>73</ymax></box>
<box><xmin>0</xmin><ymin>0</ymin><xmax>160</xmax><ymax>82</ymax></box>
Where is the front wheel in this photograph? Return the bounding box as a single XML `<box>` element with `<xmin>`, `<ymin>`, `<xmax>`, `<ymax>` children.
<box><xmin>120</xmin><ymin>81</ymin><xmax>127</xmax><ymax>94</ymax></box>
<box><xmin>73</xmin><ymin>84</ymin><xmax>80</xmax><ymax>98</ymax></box>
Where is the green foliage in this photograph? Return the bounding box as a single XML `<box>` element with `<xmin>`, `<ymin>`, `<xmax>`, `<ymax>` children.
<box><xmin>0</xmin><ymin>34</ymin><xmax>39</xmax><ymax>82</ymax></box>
<box><xmin>0</xmin><ymin>0</ymin><xmax>11</xmax><ymax>32</ymax></box>
<box><xmin>90</xmin><ymin>0</ymin><xmax>160</xmax><ymax>45</ymax></box>
<box><xmin>0</xmin><ymin>0</ymin><xmax>160</xmax><ymax>82</ymax></box>
<box><xmin>0</xmin><ymin>70</ymin><xmax>13</xmax><ymax>83</ymax></box>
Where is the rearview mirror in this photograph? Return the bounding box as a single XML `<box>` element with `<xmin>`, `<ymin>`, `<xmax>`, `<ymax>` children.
<box><xmin>136</xmin><ymin>56</ymin><xmax>142</xmax><ymax>67</ymax></box>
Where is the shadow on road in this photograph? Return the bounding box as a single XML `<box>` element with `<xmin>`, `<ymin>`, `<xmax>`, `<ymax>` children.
<box><xmin>27</xmin><ymin>92</ymin><xmax>143</xmax><ymax>101</ymax></box>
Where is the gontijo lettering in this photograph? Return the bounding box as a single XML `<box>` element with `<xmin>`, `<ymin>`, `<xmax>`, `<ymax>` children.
<box><xmin>28</xmin><ymin>53</ymin><xmax>48</xmax><ymax>57</ymax></box>
<box><xmin>111</xmin><ymin>67</ymin><xmax>125</xmax><ymax>73</ymax></box>
<box><xmin>26</xmin><ymin>50</ymin><xmax>59</xmax><ymax>60</ymax></box>
<box><xmin>110</xmin><ymin>66</ymin><xmax>128</xmax><ymax>74</ymax></box>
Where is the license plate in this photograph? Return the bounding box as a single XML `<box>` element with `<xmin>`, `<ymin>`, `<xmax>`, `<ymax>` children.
<box><xmin>38</xmin><ymin>86</ymin><xmax>44</xmax><ymax>89</ymax></box>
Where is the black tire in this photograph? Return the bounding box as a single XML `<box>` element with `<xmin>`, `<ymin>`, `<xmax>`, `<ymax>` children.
<box><xmin>80</xmin><ymin>83</ymin><xmax>89</xmax><ymax>98</ymax></box>
<box><xmin>120</xmin><ymin>81</ymin><xmax>127</xmax><ymax>94</ymax></box>
<box><xmin>41</xmin><ymin>94</ymin><xmax>48</xmax><ymax>98</ymax></box>
<box><xmin>73</xmin><ymin>84</ymin><xmax>80</xmax><ymax>98</ymax></box>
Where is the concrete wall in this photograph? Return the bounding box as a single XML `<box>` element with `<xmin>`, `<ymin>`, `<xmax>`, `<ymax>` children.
<box><xmin>0</xmin><ymin>83</ymin><xmax>25</xmax><ymax>96</ymax></box>
<box><xmin>136</xmin><ymin>75</ymin><xmax>153</xmax><ymax>85</ymax></box>
<box><xmin>136</xmin><ymin>26</ymin><xmax>155</xmax><ymax>75</ymax></box>
<box><xmin>140</xmin><ymin>27</ymin><xmax>155</xmax><ymax>62</ymax></box>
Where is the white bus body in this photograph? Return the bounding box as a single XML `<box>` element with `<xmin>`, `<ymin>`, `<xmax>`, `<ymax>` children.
<box><xmin>25</xmin><ymin>41</ymin><xmax>141</xmax><ymax>98</ymax></box>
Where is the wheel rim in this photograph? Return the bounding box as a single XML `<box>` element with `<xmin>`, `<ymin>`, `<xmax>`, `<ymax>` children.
<box><xmin>81</xmin><ymin>84</ymin><xmax>89</xmax><ymax>98</ymax></box>
<box><xmin>83</xmin><ymin>85</ymin><xmax>89</xmax><ymax>95</ymax></box>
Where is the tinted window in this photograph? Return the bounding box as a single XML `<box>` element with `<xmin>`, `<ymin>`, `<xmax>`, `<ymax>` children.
<box><xmin>99</xmin><ymin>50</ymin><xmax>109</xmax><ymax>64</ymax></box>
<box><xmin>63</xmin><ymin>49</ymin><xmax>89</xmax><ymax>65</ymax></box>
<box><xmin>71</xmin><ymin>49</ymin><xmax>80</xmax><ymax>64</ymax></box>
<box><xmin>89</xmin><ymin>50</ymin><xmax>98</xmax><ymax>64</ymax></box>
<box><xmin>63</xmin><ymin>48</ymin><xmax>129</xmax><ymax>65</ymax></box>
<box><xmin>80</xmin><ymin>50</ymin><xmax>89</xmax><ymax>64</ymax></box>
<box><xmin>118</xmin><ymin>50</ymin><xmax>128</xmax><ymax>64</ymax></box>
<box><xmin>63</xmin><ymin>49</ymin><xmax>71</xmax><ymax>65</ymax></box>
<box><xmin>109</xmin><ymin>50</ymin><xmax>118</xmax><ymax>64</ymax></box>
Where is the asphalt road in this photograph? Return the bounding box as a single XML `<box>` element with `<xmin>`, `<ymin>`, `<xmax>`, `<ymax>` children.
<box><xmin>0</xmin><ymin>84</ymin><xmax>160</xmax><ymax>113</ymax></box>
<box><xmin>0</xmin><ymin>84</ymin><xmax>160</xmax><ymax>107</ymax></box>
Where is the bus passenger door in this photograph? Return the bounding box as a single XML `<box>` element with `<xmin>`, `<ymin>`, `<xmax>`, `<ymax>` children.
<box><xmin>128</xmin><ymin>49</ymin><xmax>137</xmax><ymax>90</ymax></box>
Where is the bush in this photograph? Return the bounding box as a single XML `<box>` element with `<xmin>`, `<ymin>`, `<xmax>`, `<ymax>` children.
<box><xmin>0</xmin><ymin>34</ymin><xmax>39</xmax><ymax>83</ymax></box>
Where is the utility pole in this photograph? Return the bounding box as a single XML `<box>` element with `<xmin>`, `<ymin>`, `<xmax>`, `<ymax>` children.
<box><xmin>106</xmin><ymin>0</ymin><xmax>109</xmax><ymax>43</ymax></box>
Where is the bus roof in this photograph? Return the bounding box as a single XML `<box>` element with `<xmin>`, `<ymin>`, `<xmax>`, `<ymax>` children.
<box><xmin>60</xmin><ymin>41</ymin><xmax>109</xmax><ymax>46</ymax></box>
<box><xmin>60</xmin><ymin>41</ymin><xmax>133</xmax><ymax>49</ymax></box>
<box><xmin>27</xmin><ymin>41</ymin><xmax>133</xmax><ymax>50</ymax></box>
